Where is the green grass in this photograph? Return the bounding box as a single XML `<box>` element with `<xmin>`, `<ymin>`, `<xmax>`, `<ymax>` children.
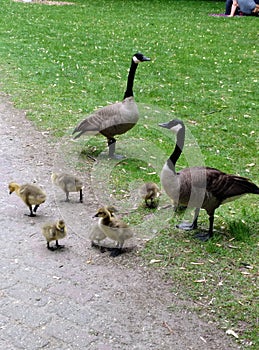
<box><xmin>0</xmin><ymin>0</ymin><xmax>258</xmax><ymax>347</ymax></box>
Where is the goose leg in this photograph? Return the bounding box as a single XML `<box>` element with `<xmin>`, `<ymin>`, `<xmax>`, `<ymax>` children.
<box><xmin>108</xmin><ymin>138</ymin><xmax>124</xmax><ymax>159</ymax></box>
<box><xmin>195</xmin><ymin>213</ymin><xmax>214</xmax><ymax>241</ymax></box>
<box><xmin>177</xmin><ymin>208</ymin><xmax>200</xmax><ymax>230</ymax></box>
<box><xmin>79</xmin><ymin>189</ymin><xmax>83</xmax><ymax>203</ymax></box>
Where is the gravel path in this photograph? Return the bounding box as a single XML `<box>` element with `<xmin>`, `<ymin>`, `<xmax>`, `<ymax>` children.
<box><xmin>0</xmin><ymin>93</ymin><xmax>240</xmax><ymax>349</ymax></box>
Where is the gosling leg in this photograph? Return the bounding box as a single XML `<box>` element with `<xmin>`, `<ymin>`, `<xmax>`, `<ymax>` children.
<box><xmin>79</xmin><ymin>189</ymin><xmax>83</xmax><ymax>203</ymax></box>
<box><xmin>27</xmin><ymin>205</ymin><xmax>36</xmax><ymax>217</ymax></box>
<box><xmin>56</xmin><ymin>240</ymin><xmax>65</xmax><ymax>249</ymax></box>
<box><xmin>65</xmin><ymin>192</ymin><xmax>70</xmax><ymax>202</ymax></box>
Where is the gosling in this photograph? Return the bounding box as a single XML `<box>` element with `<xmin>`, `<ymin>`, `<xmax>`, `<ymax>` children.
<box><xmin>89</xmin><ymin>206</ymin><xmax>117</xmax><ymax>248</ymax></box>
<box><xmin>8</xmin><ymin>182</ymin><xmax>46</xmax><ymax>217</ymax></box>
<box><xmin>42</xmin><ymin>219</ymin><xmax>67</xmax><ymax>250</ymax></box>
<box><xmin>94</xmin><ymin>206</ymin><xmax>133</xmax><ymax>256</ymax></box>
<box><xmin>51</xmin><ymin>173</ymin><xmax>84</xmax><ymax>203</ymax></box>
<box><xmin>140</xmin><ymin>182</ymin><xmax>160</xmax><ymax>208</ymax></box>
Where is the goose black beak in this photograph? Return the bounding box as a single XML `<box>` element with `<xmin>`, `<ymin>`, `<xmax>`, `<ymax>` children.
<box><xmin>158</xmin><ymin>122</ymin><xmax>169</xmax><ymax>129</ymax></box>
<box><xmin>142</xmin><ymin>56</ymin><xmax>151</xmax><ymax>62</ymax></box>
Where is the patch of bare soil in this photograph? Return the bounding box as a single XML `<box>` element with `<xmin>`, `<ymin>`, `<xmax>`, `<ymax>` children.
<box><xmin>0</xmin><ymin>92</ymin><xmax>240</xmax><ymax>349</ymax></box>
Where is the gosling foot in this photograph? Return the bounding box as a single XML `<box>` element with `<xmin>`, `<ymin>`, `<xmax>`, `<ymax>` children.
<box><xmin>110</xmin><ymin>248</ymin><xmax>123</xmax><ymax>257</ymax></box>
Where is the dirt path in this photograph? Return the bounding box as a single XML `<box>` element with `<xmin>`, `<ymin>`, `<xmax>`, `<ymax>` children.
<box><xmin>0</xmin><ymin>93</ymin><xmax>239</xmax><ymax>349</ymax></box>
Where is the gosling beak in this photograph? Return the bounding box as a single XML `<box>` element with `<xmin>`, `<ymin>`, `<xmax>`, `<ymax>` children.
<box><xmin>93</xmin><ymin>213</ymin><xmax>98</xmax><ymax>218</ymax></box>
<box><xmin>9</xmin><ymin>191</ymin><xmax>12</xmax><ymax>195</ymax></box>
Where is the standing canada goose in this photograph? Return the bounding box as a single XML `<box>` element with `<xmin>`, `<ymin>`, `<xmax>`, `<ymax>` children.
<box><xmin>42</xmin><ymin>219</ymin><xmax>67</xmax><ymax>250</ymax></box>
<box><xmin>140</xmin><ymin>182</ymin><xmax>160</xmax><ymax>208</ymax></box>
<box><xmin>159</xmin><ymin>119</ymin><xmax>259</xmax><ymax>241</ymax></box>
<box><xmin>51</xmin><ymin>173</ymin><xmax>84</xmax><ymax>203</ymax></box>
<box><xmin>93</xmin><ymin>206</ymin><xmax>133</xmax><ymax>256</ymax></box>
<box><xmin>72</xmin><ymin>53</ymin><xmax>150</xmax><ymax>158</ymax></box>
<box><xmin>8</xmin><ymin>182</ymin><xmax>46</xmax><ymax>217</ymax></box>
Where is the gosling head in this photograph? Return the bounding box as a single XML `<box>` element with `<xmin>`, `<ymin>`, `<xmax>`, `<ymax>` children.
<box><xmin>159</xmin><ymin>119</ymin><xmax>184</xmax><ymax>134</ymax></box>
<box><xmin>56</xmin><ymin>220</ymin><xmax>66</xmax><ymax>232</ymax></box>
<box><xmin>93</xmin><ymin>207</ymin><xmax>111</xmax><ymax>219</ymax></box>
<box><xmin>133</xmin><ymin>53</ymin><xmax>151</xmax><ymax>64</ymax></box>
<box><xmin>8</xmin><ymin>182</ymin><xmax>17</xmax><ymax>195</ymax></box>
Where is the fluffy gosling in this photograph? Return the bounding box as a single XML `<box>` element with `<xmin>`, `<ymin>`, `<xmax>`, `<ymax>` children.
<box><xmin>93</xmin><ymin>206</ymin><xmax>133</xmax><ymax>256</ymax></box>
<box><xmin>42</xmin><ymin>219</ymin><xmax>67</xmax><ymax>250</ymax></box>
<box><xmin>89</xmin><ymin>206</ymin><xmax>117</xmax><ymax>247</ymax></box>
<box><xmin>51</xmin><ymin>173</ymin><xmax>84</xmax><ymax>203</ymax></box>
<box><xmin>140</xmin><ymin>182</ymin><xmax>160</xmax><ymax>208</ymax></box>
<box><xmin>8</xmin><ymin>182</ymin><xmax>46</xmax><ymax>217</ymax></box>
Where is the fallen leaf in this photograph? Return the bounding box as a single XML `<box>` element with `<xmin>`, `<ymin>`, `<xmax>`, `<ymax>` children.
<box><xmin>226</xmin><ymin>329</ymin><xmax>239</xmax><ymax>339</ymax></box>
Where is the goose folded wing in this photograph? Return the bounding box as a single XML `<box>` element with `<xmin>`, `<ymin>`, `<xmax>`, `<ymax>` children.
<box><xmin>72</xmin><ymin>100</ymin><xmax>137</xmax><ymax>138</ymax></box>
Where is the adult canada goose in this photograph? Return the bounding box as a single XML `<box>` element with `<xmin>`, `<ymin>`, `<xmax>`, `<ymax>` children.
<box><xmin>8</xmin><ymin>182</ymin><xmax>46</xmax><ymax>217</ymax></box>
<box><xmin>42</xmin><ymin>219</ymin><xmax>67</xmax><ymax>250</ymax></box>
<box><xmin>159</xmin><ymin>119</ymin><xmax>259</xmax><ymax>241</ymax></box>
<box><xmin>51</xmin><ymin>173</ymin><xmax>84</xmax><ymax>203</ymax></box>
<box><xmin>93</xmin><ymin>206</ymin><xmax>133</xmax><ymax>256</ymax></box>
<box><xmin>140</xmin><ymin>182</ymin><xmax>160</xmax><ymax>208</ymax></box>
<box><xmin>72</xmin><ymin>53</ymin><xmax>150</xmax><ymax>158</ymax></box>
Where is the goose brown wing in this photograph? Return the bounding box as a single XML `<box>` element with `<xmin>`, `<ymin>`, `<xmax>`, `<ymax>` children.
<box><xmin>179</xmin><ymin>167</ymin><xmax>259</xmax><ymax>201</ymax></box>
<box><xmin>72</xmin><ymin>97</ymin><xmax>138</xmax><ymax>139</ymax></box>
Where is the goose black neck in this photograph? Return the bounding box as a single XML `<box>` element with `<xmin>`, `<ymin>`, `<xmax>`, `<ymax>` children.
<box><xmin>123</xmin><ymin>59</ymin><xmax>138</xmax><ymax>99</ymax></box>
<box><xmin>167</xmin><ymin>126</ymin><xmax>185</xmax><ymax>172</ymax></box>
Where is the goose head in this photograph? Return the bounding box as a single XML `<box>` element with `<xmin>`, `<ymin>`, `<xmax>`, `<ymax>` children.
<box><xmin>159</xmin><ymin>119</ymin><xmax>184</xmax><ymax>134</ymax></box>
<box><xmin>133</xmin><ymin>53</ymin><xmax>151</xmax><ymax>64</ymax></box>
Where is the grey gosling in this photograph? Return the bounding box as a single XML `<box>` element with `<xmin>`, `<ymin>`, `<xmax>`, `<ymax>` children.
<box><xmin>159</xmin><ymin>119</ymin><xmax>259</xmax><ymax>241</ymax></box>
<box><xmin>72</xmin><ymin>53</ymin><xmax>150</xmax><ymax>158</ymax></box>
<box><xmin>42</xmin><ymin>219</ymin><xmax>67</xmax><ymax>250</ymax></box>
<box><xmin>140</xmin><ymin>182</ymin><xmax>160</xmax><ymax>208</ymax></box>
<box><xmin>8</xmin><ymin>182</ymin><xmax>46</xmax><ymax>217</ymax></box>
<box><xmin>93</xmin><ymin>206</ymin><xmax>133</xmax><ymax>256</ymax></box>
<box><xmin>51</xmin><ymin>173</ymin><xmax>84</xmax><ymax>203</ymax></box>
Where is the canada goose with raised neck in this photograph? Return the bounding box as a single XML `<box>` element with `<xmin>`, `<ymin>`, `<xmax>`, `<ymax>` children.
<box><xmin>8</xmin><ymin>182</ymin><xmax>46</xmax><ymax>217</ymax></box>
<box><xmin>51</xmin><ymin>173</ymin><xmax>83</xmax><ymax>203</ymax></box>
<box><xmin>93</xmin><ymin>206</ymin><xmax>133</xmax><ymax>256</ymax></box>
<box><xmin>42</xmin><ymin>219</ymin><xmax>67</xmax><ymax>250</ymax></box>
<box><xmin>72</xmin><ymin>53</ymin><xmax>150</xmax><ymax>158</ymax></box>
<box><xmin>159</xmin><ymin>119</ymin><xmax>259</xmax><ymax>241</ymax></box>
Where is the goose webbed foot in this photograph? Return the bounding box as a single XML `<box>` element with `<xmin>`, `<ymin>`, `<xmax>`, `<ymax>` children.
<box><xmin>194</xmin><ymin>232</ymin><xmax>213</xmax><ymax>242</ymax></box>
<box><xmin>109</xmin><ymin>153</ymin><xmax>125</xmax><ymax>160</ymax></box>
<box><xmin>176</xmin><ymin>221</ymin><xmax>198</xmax><ymax>231</ymax></box>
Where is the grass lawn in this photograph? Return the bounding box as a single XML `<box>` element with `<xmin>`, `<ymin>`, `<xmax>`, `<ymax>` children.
<box><xmin>0</xmin><ymin>0</ymin><xmax>258</xmax><ymax>348</ymax></box>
